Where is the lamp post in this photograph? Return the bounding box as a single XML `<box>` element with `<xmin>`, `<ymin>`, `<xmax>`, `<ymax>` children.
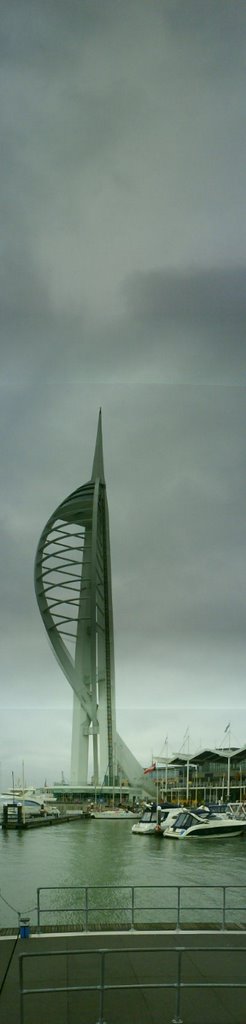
<box><xmin>186</xmin><ymin>756</ymin><xmax>190</xmax><ymax>802</ymax></box>
<box><xmin>226</xmin><ymin>726</ymin><xmax>231</xmax><ymax>800</ymax></box>
<box><xmin>195</xmin><ymin>766</ymin><xmax>198</xmax><ymax>806</ymax></box>
<box><xmin>227</xmin><ymin>756</ymin><xmax>231</xmax><ymax>800</ymax></box>
<box><xmin>22</xmin><ymin>760</ymin><xmax>26</xmax><ymax>825</ymax></box>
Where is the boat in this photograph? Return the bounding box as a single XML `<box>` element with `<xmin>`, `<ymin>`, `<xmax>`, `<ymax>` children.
<box><xmin>0</xmin><ymin>788</ymin><xmax>60</xmax><ymax>819</ymax></box>
<box><xmin>92</xmin><ymin>807</ymin><xmax>137</xmax><ymax>819</ymax></box>
<box><xmin>164</xmin><ymin>806</ymin><xmax>246</xmax><ymax>839</ymax></box>
<box><xmin>0</xmin><ymin>796</ymin><xmax>45</xmax><ymax>819</ymax></box>
<box><xmin>132</xmin><ymin>804</ymin><xmax>183</xmax><ymax>835</ymax></box>
<box><xmin>227</xmin><ymin>802</ymin><xmax>246</xmax><ymax>819</ymax></box>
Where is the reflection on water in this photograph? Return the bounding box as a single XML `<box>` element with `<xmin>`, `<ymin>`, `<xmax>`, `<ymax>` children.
<box><xmin>0</xmin><ymin>820</ymin><xmax>245</xmax><ymax>929</ymax></box>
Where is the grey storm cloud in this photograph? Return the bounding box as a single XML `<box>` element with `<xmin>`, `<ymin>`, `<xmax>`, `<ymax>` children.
<box><xmin>2</xmin><ymin>261</ymin><xmax>246</xmax><ymax>386</ymax></box>
<box><xmin>124</xmin><ymin>266</ymin><xmax>246</xmax><ymax>327</ymax></box>
<box><xmin>122</xmin><ymin>266</ymin><xmax>246</xmax><ymax>383</ymax></box>
<box><xmin>1</xmin><ymin>0</ymin><xmax>246</xmax><ymax>780</ymax></box>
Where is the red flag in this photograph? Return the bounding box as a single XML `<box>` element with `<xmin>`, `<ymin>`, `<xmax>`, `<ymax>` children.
<box><xmin>144</xmin><ymin>762</ymin><xmax>156</xmax><ymax>775</ymax></box>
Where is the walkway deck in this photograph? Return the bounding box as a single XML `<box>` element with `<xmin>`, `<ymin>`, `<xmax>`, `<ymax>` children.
<box><xmin>1</xmin><ymin>930</ymin><xmax>245</xmax><ymax>1023</ymax></box>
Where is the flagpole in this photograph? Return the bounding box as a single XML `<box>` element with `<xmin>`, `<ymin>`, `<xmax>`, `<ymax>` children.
<box><xmin>186</xmin><ymin>730</ymin><xmax>190</xmax><ymax>802</ymax></box>
<box><xmin>226</xmin><ymin>725</ymin><xmax>231</xmax><ymax>800</ymax></box>
<box><xmin>165</xmin><ymin>736</ymin><xmax>168</xmax><ymax>797</ymax></box>
<box><xmin>22</xmin><ymin>759</ymin><xmax>26</xmax><ymax>825</ymax></box>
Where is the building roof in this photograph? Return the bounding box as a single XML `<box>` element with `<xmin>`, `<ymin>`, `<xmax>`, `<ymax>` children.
<box><xmin>167</xmin><ymin>746</ymin><xmax>246</xmax><ymax>766</ymax></box>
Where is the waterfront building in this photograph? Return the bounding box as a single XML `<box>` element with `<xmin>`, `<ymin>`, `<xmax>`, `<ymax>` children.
<box><xmin>36</xmin><ymin>744</ymin><xmax>246</xmax><ymax>811</ymax></box>
<box><xmin>34</xmin><ymin>413</ymin><xmax>146</xmax><ymax>794</ymax></box>
<box><xmin>150</xmin><ymin>747</ymin><xmax>246</xmax><ymax>805</ymax></box>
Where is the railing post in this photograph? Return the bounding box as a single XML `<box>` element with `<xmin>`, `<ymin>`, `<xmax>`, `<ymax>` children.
<box><xmin>176</xmin><ymin>886</ymin><xmax>181</xmax><ymax>930</ymax></box>
<box><xmin>222</xmin><ymin>886</ymin><xmax>226</xmax><ymax>930</ymax></box>
<box><xmin>85</xmin><ymin>886</ymin><xmax>89</xmax><ymax>932</ymax></box>
<box><xmin>131</xmin><ymin>886</ymin><xmax>135</xmax><ymax>930</ymax></box>
<box><xmin>172</xmin><ymin>947</ymin><xmax>183</xmax><ymax>1023</ymax></box>
<box><xmin>19</xmin><ymin>955</ymin><xmax>24</xmax><ymax>1024</ymax></box>
<box><xmin>37</xmin><ymin>888</ymin><xmax>40</xmax><ymax>933</ymax></box>
<box><xmin>96</xmin><ymin>949</ymin><xmax>106</xmax><ymax>1024</ymax></box>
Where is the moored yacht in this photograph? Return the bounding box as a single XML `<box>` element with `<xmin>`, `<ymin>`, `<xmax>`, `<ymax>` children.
<box><xmin>0</xmin><ymin>795</ymin><xmax>45</xmax><ymax>818</ymax></box>
<box><xmin>0</xmin><ymin>787</ymin><xmax>59</xmax><ymax>818</ymax></box>
<box><xmin>164</xmin><ymin>806</ymin><xmax>246</xmax><ymax>839</ymax></box>
<box><xmin>132</xmin><ymin>804</ymin><xmax>183</xmax><ymax>835</ymax></box>
<box><xmin>92</xmin><ymin>807</ymin><xmax>137</xmax><ymax>819</ymax></box>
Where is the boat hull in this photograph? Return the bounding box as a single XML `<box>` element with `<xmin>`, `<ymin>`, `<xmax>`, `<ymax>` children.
<box><xmin>131</xmin><ymin>823</ymin><xmax>163</xmax><ymax>835</ymax></box>
<box><xmin>165</xmin><ymin>822</ymin><xmax>246</xmax><ymax>839</ymax></box>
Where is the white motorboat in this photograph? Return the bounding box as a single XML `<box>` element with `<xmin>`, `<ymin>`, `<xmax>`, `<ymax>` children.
<box><xmin>93</xmin><ymin>807</ymin><xmax>137</xmax><ymax>819</ymax></box>
<box><xmin>164</xmin><ymin>806</ymin><xmax>246</xmax><ymax>839</ymax></box>
<box><xmin>0</xmin><ymin>795</ymin><xmax>44</xmax><ymax>818</ymax></box>
<box><xmin>132</xmin><ymin>805</ymin><xmax>183</xmax><ymax>835</ymax></box>
<box><xmin>0</xmin><ymin>788</ymin><xmax>60</xmax><ymax>818</ymax></box>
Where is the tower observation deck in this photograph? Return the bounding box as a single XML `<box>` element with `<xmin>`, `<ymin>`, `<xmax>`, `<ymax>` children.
<box><xmin>34</xmin><ymin>412</ymin><xmax>144</xmax><ymax>789</ymax></box>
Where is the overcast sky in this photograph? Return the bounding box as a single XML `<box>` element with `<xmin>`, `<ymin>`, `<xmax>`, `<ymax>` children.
<box><xmin>1</xmin><ymin>0</ymin><xmax>246</xmax><ymax>789</ymax></box>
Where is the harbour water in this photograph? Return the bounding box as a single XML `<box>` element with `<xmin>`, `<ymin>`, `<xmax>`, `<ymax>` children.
<box><xmin>1</xmin><ymin>818</ymin><xmax>245</xmax><ymax>931</ymax></box>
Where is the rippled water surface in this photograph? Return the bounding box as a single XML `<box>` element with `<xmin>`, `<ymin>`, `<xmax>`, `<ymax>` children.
<box><xmin>1</xmin><ymin>820</ymin><xmax>245</xmax><ymax>929</ymax></box>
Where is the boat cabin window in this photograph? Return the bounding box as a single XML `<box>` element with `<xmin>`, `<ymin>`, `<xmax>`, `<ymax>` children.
<box><xmin>174</xmin><ymin>811</ymin><xmax>194</xmax><ymax>829</ymax></box>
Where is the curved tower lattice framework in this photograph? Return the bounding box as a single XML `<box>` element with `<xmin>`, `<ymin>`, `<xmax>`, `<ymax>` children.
<box><xmin>34</xmin><ymin>413</ymin><xmax>116</xmax><ymax>785</ymax></box>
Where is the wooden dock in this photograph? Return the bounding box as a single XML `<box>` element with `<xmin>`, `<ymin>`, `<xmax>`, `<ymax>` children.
<box><xmin>1</xmin><ymin>809</ymin><xmax>92</xmax><ymax>830</ymax></box>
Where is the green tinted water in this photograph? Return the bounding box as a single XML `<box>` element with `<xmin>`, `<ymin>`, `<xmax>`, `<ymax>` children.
<box><xmin>1</xmin><ymin>819</ymin><xmax>245</xmax><ymax>930</ymax></box>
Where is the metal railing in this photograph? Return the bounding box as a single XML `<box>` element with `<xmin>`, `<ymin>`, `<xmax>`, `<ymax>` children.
<box><xmin>36</xmin><ymin>883</ymin><xmax>246</xmax><ymax>932</ymax></box>
<box><xmin>19</xmin><ymin>942</ymin><xmax>246</xmax><ymax>1024</ymax></box>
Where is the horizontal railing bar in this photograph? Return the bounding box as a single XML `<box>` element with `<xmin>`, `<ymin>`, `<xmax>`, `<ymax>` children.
<box><xmin>37</xmin><ymin>907</ymin><xmax>246</xmax><ymax>916</ymax></box>
<box><xmin>37</xmin><ymin>883</ymin><xmax>246</xmax><ymax>889</ymax></box>
<box><xmin>171</xmin><ymin>983</ymin><xmax>246</xmax><ymax>989</ymax></box>
<box><xmin>37</xmin><ymin>904</ymin><xmax>246</xmax><ymax>911</ymax></box>
<box><xmin>21</xmin><ymin>983</ymin><xmax>187</xmax><ymax>996</ymax></box>
<box><xmin>21</xmin><ymin>981</ymin><xmax>246</xmax><ymax>998</ymax></box>
<box><xmin>19</xmin><ymin>943</ymin><xmax>246</xmax><ymax>961</ymax></box>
